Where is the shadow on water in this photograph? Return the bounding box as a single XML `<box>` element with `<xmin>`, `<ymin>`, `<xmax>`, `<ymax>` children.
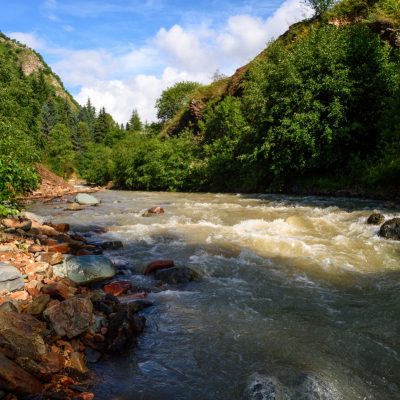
<box><xmin>27</xmin><ymin>191</ymin><xmax>400</xmax><ymax>400</ymax></box>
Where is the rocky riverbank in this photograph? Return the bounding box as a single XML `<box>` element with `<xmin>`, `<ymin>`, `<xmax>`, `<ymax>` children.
<box><xmin>0</xmin><ymin>197</ymin><xmax>149</xmax><ymax>399</ymax></box>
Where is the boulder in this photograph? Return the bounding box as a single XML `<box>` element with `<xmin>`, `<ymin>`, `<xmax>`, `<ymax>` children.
<box><xmin>75</xmin><ymin>193</ymin><xmax>100</xmax><ymax>206</ymax></box>
<box><xmin>142</xmin><ymin>206</ymin><xmax>164</xmax><ymax>217</ymax></box>
<box><xmin>53</xmin><ymin>255</ymin><xmax>116</xmax><ymax>285</ymax></box>
<box><xmin>0</xmin><ymin>310</ymin><xmax>48</xmax><ymax>360</ymax></box>
<box><xmin>154</xmin><ymin>267</ymin><xmax>198</xmax><ymax>284</ymax></box>
<box><xmin>41</xmin><ymin>281</ymin><xmax>76</xmax><ymax>300</ymax></box>
<box><xmin>0</xmin><ymin>262</ymin><xmax>24</xmax><ymax>292</ymax></box>
<box><xmin>44</xmin><ymin>296</ymin><xmax>93</xmax><ymax>338</ymax></box>
<box><xmin>366</xmin><ymin>213</ymin><xmax>385</xmax><ymax>225</ymax></box>
<box><xmin>144</xmin><ymin>259</ymin><xmax>174</xmax><ymax>275</ymax></box>
<box><xmin>0</xmin><ymin>353</ymin><xmax>43</xmax><ymax>395</ymax></box>
<box><xmin>26</xmin><ymin>294</ymin><xmax>51</xmax><ymax>315</ymax></box>
<box><xmin>379</xmin><ymin>218</ymin><xmax>400</xmax><ymax>240</ymax></box>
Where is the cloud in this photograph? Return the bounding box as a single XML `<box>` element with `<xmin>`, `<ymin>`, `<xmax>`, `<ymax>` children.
<box><xmin>8</xmin><ymin>32</ymin><xmax>47</xmax><ymax>51</ymax></box>
<box><xmin>10</xmin><ymin>0</ymin><xmax>312</xmax><ymax>124</ymax></box>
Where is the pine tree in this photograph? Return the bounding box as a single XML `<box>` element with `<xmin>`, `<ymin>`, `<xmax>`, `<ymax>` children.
<box><xmin>128</xmin><ymin>109</ymin><xmax>143</xmax><ymax>132</ymax></box>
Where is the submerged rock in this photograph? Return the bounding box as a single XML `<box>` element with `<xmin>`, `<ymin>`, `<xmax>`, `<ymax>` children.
<box><xmin>154</xmin><ymin>266</ymin><xmax>198</xmax><ymax>284</ymax></box>
<box><xmin>144</xmin><ymin>259</ymin><xmax>174</xmax><ymax>275</ymax></box>
<box><xmin>379</xmin><ymin>217</ymin><xmax>400</xmax><ymax>240</ymax></box>
<box><xmin>0</xmin><ymin>262</ymin><xmax>24</xmax><ymax>292</ymax></box>
<box><xmin>75</xmin><ymin>193</ymin><xmax>100</xmax><ymax>206</ymax></box>
<box><xmin>366</xmin><ymin>212</ymin><xmax>385</xmax><ymax>225</ymax></box>
<box><xmin>53</xmin><ymin>255</ymin><xmax>116</xmax><ymax>285</ymax></box>
<box><xmin>44</xmin><ymin>296</ymin><xmax>93</xmax><ymax>338</ymax></box>
<box><xmin>142</xmin><ymin>206</ymin><xmax>165</xmax><ymax>217</ymax></box>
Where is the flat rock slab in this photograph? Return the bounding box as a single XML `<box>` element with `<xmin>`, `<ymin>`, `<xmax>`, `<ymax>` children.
<box><xmin>44</xmin><ymin>296</ymin><xmax>93</xmax><ymax>338</ymax></box>
<box><xmin>75</xmin><ymin>193</ymin><xmax>100</xmax><ymax>206</ymax></box>
<box><xmin>53</xmin><ymin>255</ymin><xmax>116</xmax><ymax>285</ymax></box>
<box><xmin>0</xmin><ymin>262</ymin><xmax>24</xmax><ymax>292</ymax></box>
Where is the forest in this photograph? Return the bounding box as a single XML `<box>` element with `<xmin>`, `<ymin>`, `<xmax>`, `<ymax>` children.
<box><xmin>1</xmin><ymin>0</ymin><xmax>399</xmax><ymax>217</ymax></box>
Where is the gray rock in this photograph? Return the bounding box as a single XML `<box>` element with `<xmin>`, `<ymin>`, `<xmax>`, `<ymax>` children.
<box><xmin>154</xmin><ymin>266</ymin><xmax>198</xmax><ymax>284</ymax></box>
<box><xmin>53</xmin><ymin>255</ymin><xmax>116</xmax><ymax>285</ymax></box>
<box><xmin>44</xmin><ymin>296</ymin><xmax>93</xmax><ymax>338</ymax></box>
<box><xmin>379</xmin><ymin>218</ymin><xmax>400</xmax><ymax>240</ymax></box>
<box><xmin>0</xmin><ymin>262</ymin><xmax>25</xmax><ymax>292</ymax></box>
<box><xmin>366</xmin><ymin>212</ymin><xmax>385</xmax><ymax>225</ymax></box>
<box><xmin>75</xmin><ymin>193</ymin><xmax>100</xmax><ymax>206</ymax></box>
<box><xmin>19</xmin><ymin>211</ymin><xmax>47</xmax><ymax>224</ymax></box>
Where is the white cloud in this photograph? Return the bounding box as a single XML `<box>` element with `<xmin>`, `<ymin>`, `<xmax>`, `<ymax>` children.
<box><xmin>10</xmin><ymin>0</ymin><xmax>312</xmax><ymax>124</ymax></box>
<box><xmin>8</xmin><ymin>32</ymin><xmax>47</xmax><ymax>51</ymax></box>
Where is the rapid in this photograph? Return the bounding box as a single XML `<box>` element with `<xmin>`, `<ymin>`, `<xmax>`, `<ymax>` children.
<box><xmin>28</xmin><ymin>191</ymin><xmax>400</xmax><ymax>400</ymax></box>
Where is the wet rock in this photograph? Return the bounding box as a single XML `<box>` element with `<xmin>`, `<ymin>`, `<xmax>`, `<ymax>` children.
<box><xmin>122</xmin><ymin>299</ymin><xmax>154</xmax><ymax>312</ymax></box>
<box><xmin>46</xmin><ymin>243</ymin><xmax>71</xmax><ymax>254</ymax></box>
<box><xmin>53</xmin><ymin>255</ymin><xmax>116</xmax><ymax>285</ymax></box>
<box><xmin>66</xmin><ymin>203</ymin><xmax>85</xmax><ymax>211</ymax></box>
<box><xmin>44</xmin><ymin>296</ymin><xmax>93</xmax><ymax>338</ymax></box>
<box><xmin>45</xmin><ymin>223</ymin><xmax>70</xmax><ymax>233</ymax></box>
<box><xmin>0</xmin><ymin>262</ymin><xmax>24</xmax><ymax>292</ymax></box>
<box><xmin>142</xmin><ymin>206</ymin><xmax>164</xmax><ymax>217</ymax></box>
<box><xmin>68</xmin><ymin>352</ymin><xmax>88</xmax><ymax>375</ymax></box>
<box><xmin>144</xmin><ymin>259</ymin><xmax>174</xmax><ymax>275</ymax></box>
<box><xmin>367</xmin><ymin>213</ymin><xmax>385</xmax><ymax>225</ymax></box>
<box><xmin>154</xmin><ymin>266</ymin><xmax>198</xmax><ymax>284</ymax></box>
<box><xmin>244</xmin><ymin>373</ymin><xmax>287</xmax><ymax>400</ymax></box>
<box><xmin>107</xmin><ymin>303</ymin><xmax>145</xmax><ymax>353</ymax></box>
<box><xmin>88</xmin><ymin>239</ymin><xmax>123</xmax><ymax>250</ymax></box>
<box><xmin>0</xmin><ymin>353</ymin><xmax>43</xmax><ymax>395</ymax></box>
<box><xmin>92</xmin><ymin>300</ymin><xmax>113</xmax><ymax>315</ymax></box>
<box><xmin>294</xmin><ymin>373</ymin><xmax>340</xmax><ymax>399</ymax></box>
<box><xmin>103</xmin><ymin>280</ymin><xmax>131</xmax><ymax>296</ymax></box>
<box><xmin>75</xmin><ymin>193</ymin><xmax>100</xmax><ymax>206</ymax></box>
<box><xmin>36</xmin><ymin>252</ymin><xmax>64</xmax><ymax>266</ymax></box>
<box><xmin>0</xmin><ymin>310</ymin><xmax>48</xmax><ymax>360</ymax></box>
<box><xmin>379</xmin><ymin>217</ymin><xmax>400</xmax><ymax>240</ymax></box>
<box><xmin>26</xmin><ymin>294</ymin><xmax>50</xmax><ymax>315</ymax></box>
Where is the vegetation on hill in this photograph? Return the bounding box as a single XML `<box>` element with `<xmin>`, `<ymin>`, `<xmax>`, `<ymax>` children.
<box><xmin>0</xmin><ymin>0</ymin><xmax>399</xmax><ymax>208</ymax></box>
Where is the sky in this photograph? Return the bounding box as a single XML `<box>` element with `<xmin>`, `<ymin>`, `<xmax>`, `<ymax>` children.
<box><xmin>0</xmin><ymin>0</ymin><xmax>312</xmax><ymax>123</ymax></box>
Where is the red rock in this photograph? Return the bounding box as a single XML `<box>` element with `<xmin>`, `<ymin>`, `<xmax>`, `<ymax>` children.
<box><xmin>39</xmin><ymin>238</ymin><xmax>59</xmax><ymax>246</ymax></box>
<box><xmin>36</xmin><ymin>252</ymin><xmax>64</xmax><ymax>265</ymax></box>
<box><xmin>75</xmin><ymin>249</ymin><xmax>93</xmax><ymax>256</ymax></box>
<box><xmin>76</xmin><ymin>393</ymin><xmax>95</xmax><ymax>400</ymax></box>
<box><xmin>28</xmin><ymin>244</ymin><xmax>44</xmax><ymax>253</ymax></box>
<box><xmin>47</xmin><ymin>243</ymin><xmax>71</xmax><ymax>254</ymax></box>
<box><xmin>9</xmin><ymin>290</ymin><xmax>29</xmax><ymax>301</ymax></box>
<box><xmin>40</xmin><ymin>351</ymin><xmax>65</xmax><ymax>373</ymax></box>
<box><xmin>37</xmin><ymin>225</ymin><xmax>59</xmax><ymax>236</ymax></box>
<box><xmin>46</xmin><ymin>223</ymin><xmax>70</xmax><ymax>233</ymax></box>
<box><xmin>144</xmin><ymin>259</ymin><xmax>174</xmax><ymax>275</ymax></box>
<box><xmin>0</xmin><ymin>353</ymin><xmax>43</xmax><ymax>395</ymax></box>
<box><xmin>42</xmin><ymin>282</ymin><xmax>77</xmax><ymax>300</ymax></box>
<box><xmin>103</xmin><ymin>281</ymin><xmax>132</xmax><ymax>296</ymax></box>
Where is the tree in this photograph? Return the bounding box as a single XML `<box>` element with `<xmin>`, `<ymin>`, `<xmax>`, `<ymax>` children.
<box><xmin>127</xmin><ymin>109</ymin><xmax>143</xmax><ymax>132</ymax></box>
<box><xmin>155</xmin><ymin>81</ymin><xmax>202</xmax><ymax>123</ymax></box>
<box><xmin>303</xmin><ymin>0</ymin><xmax>337</xmax><ymax>16</ymax></box>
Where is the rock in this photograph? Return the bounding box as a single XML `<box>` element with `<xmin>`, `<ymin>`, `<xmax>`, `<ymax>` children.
<box><xmin>36</xmin><ymin>252</ymin><xmax>64</xmax><ymax>266</ymax></box>
<box><xmin>379</xmin><ymin>218</ymin><xmax>400</xmax><ymax>240</ymax></box>
<box><xmin>75</xmin><ymin>193</ymin><xmax>100</xmax><ymax>206</ymax></box>
<box><xmin>0</xmin><ymin>301</ymin><xmax>18</xmax><ymax>313</ymax></box>
<box><xmin>68</xmin><ymin>352</ymin><xmax>87</xmax><ymax>374</ymax></box>
<box><xmin>25</xmin><ymin>262</ymin><xmax>53</xmax><ymax>277</ymax></box>
<box><xmin>45</xmin><ymin>223</ymin><xmax>70</xmax><ymax>233</ymax></box>
<box><xmin>28</xmin><ymin>244</ymin><xmax>45</xmax><ymax>253</ymax></box>
<box><xmin>0</xmin><ymin>310</ymin><xmax>48</xmax><ymax>360</ymax></box>
<box><xmin>0</xmin><ymin>353</ymin><xmax>43</xmax><ymax>395</ymax></box>
<box><xmin>84</xmin><ymin>348</ymin><xmax>101</xmax><ymax>363</ymax></box>
<box><xmin>19</xmin><ymin>211</ymin><xmax>47</xmax><ymax>224</ymax></box>
<box><xmin>26</xmin><ymin>294</ymin><xmax>51</xmax><ymax>315</ymax></box>
<box><xmin>142</xmin><ymin>206</ymin><xmax>164</xmax><ymax>217</ymax></box>
<box><xmin>121</xmin><ymin>299</ymin><xmax>154</xmax><ymax>312</ymax></box>
<box><xmin>42</xmin><ymin>282</ymin><xmax>76</xmax><ymax>300</ymax></box>
<box><xmin>0</xmin><ymin>262</ymin><xmax>24</xmax><ymax>292</ymax></box>
<box><xmin>244</xmin><ymin>373</ymin><xmax>287</xmax><ymax>400</ymax></box>
<box><xmin>66</xmin><ymin>203</ymin><xmax>85</xmax><ymax>211</ymax></box>
<box><xmin>154</xmin><ymin>267</ymin><xmax>198</xmax><ymax>284</ymax></box>
<box><xmin>103</xmin><ymin>281</ymin><xmax>132</xmax><ymax>296</ymax></box>
<box><xmin>9</xmin><ymin>290</ymin><xmax>29</xmax><ymax>301</ymax></box>
<box><xmin>53</xmin><ymin>255</ymin><xmax>116</xmax><ymax>285</ymax></box>
<box><xmin>367</xmin><ymin>212</ymin><xmax>385</xmax><ymax>225</ymax></box>
<box><xmin>44</xmin><ymin>296</ymin><xmax>93</xmax><ymax>338</ymax></box>
<box><xmin>144</xmin><ymin>259</ymin><xmax>174</xmax><ymax>275</ymax></box>
<box><xmin>87</xmin><ymin>239</ymin><xmax>123</xmax><ymax>250</ymax></box>
<box><xmin>1</xmin><ymin>218</ymin><xmax>32</xmax><ymax>231</ymax></box>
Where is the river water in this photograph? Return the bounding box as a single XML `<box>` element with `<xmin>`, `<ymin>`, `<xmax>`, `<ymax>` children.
<box><xmin>29</xmin><ymin>191</ymin><xmax>400</xmax><ymax>400</ymax></box>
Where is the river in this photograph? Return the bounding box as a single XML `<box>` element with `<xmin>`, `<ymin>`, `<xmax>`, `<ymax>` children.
<box><xmin>28</xmin><ymin>191</ymin><xmax>400</xmax><ymax>400</ymax></box>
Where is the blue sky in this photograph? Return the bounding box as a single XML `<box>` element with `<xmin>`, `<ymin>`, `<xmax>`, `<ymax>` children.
<box><xmin>0</xmin><ymin>0</ymin><xmax>311</xmax><ymax>122</ymax></box>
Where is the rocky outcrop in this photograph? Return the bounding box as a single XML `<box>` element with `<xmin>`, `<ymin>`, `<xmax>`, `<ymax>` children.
<box><xmin>53</xmin><ymin>255</ymin><xmax>117</xmax><ymax>285</ymax></box>
<box><xmin>379</xmin><ymin>218</ymin><xmax>400</xmax><ymax>240</ymax></box>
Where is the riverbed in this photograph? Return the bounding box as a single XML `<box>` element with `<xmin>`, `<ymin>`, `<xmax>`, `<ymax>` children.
<box><xmin>28</xmin><ymin>191</ymin><xmax>400</xmax><ymax>399</ymax></box>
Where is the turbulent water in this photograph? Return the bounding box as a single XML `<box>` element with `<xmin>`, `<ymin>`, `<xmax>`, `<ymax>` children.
<box><xmin>29</xmin><ymin>191</ymin><xmax>400</xmax><ymax>400</ymax></box>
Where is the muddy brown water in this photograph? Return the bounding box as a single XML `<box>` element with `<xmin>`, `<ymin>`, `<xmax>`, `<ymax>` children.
<box><xmin>29</xmin><ymin>191</ymin><xmax>400</xmax><ymax>400</ymax></box>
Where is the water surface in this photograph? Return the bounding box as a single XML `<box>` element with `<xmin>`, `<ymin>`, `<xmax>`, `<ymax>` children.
<box><xmin>29</xmin><ymin>192</ymin><xmax>400</xmax><ymax>399</ymax></box>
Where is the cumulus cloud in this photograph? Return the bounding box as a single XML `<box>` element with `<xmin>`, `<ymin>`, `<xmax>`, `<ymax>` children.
<box><xmin>10</xmin><ymin>0</ymin><xmax>312</xmax><ymax>123</ymax></box>
<box><xmin>8</xmin><ymin>32</ymin><xmax>47</xmax><ymax>51</ymax></box>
